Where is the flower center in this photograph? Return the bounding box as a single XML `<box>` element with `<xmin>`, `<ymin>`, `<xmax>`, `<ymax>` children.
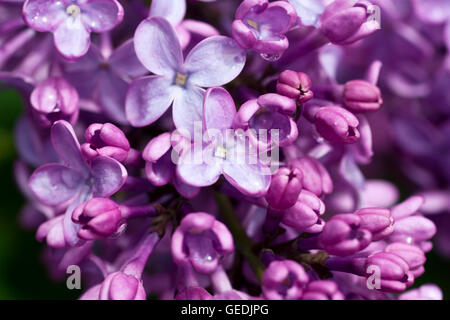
<box><xmin>174</xmin><ymin>72</ymin><xmax>188</xmax><ymax>87</ymax></box>
<box><xmin>246</xmin><ymin>18</ymin><xmax>259</xmax><ymax>30</ymax></box>
<box><xmin>66</xmin><ymin>3</ymin><xmax>81</xmax><ymax>16</ymax></box>
<box><xmin>214</xmin><ymin>145</ymin><xmax>227</xmax><ymax>159</ymax></box>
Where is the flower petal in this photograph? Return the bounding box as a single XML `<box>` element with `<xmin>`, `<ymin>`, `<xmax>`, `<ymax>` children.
<box><xmin>29</xmin><ymin>164</ymin><xmax>83</xmax><ymax>206</ymax></box>
<box><xmin>125</xmin><ymin>75</ymin><xmax>175</xmax><ymax>127</ymax></box>
<box><xmin>23</xmin><ymin>0</ymin><xmax>67</xmax><ymax>32</ymax></box>
<box><xmin>223</xmin><ymin>161</ymin><xmax>271</xmax><ymax>197</ymax></box>
<box><xmin>172</xmin><ymin>86</ymin><xmax>205</xmax><ymax>137</ymax></box>
<box><xmin>51</xmin><ymin>120</ymin><xmax>89</xmax><ymax>173</ymax></box>
<box><xmin>185</xmin><ymin>36</ymin><xmax>246</xmax><ymax>87</ymax></box>
<box><xmin>203</xmin><ymin>87</ymin><xmax>236</xmax><ymax>132</ymax></box>
<box><xmin>288</xmin><ymin>0</ymin><xmax>325</xmax><ymax>27</ymax></box>
<box><xmin>109</xmin><ymin>40</ymin><xmax>148</xmax><ymax>79</ymax></box>
<box><xmin>98</xmin><ymin>73</ymin><xmax>129</xmax><ymax>124</ymax></box>
<box><xmin>91</xmin><ymin>156</ymin><xmax>127</xmax><ymax>197</ymax></box>
<box><xmin>177</xmin><ymin>143</ymin><xmax>222</xmax><ymax>187</ymax></box>
<box><xmin>80</xmin><ymin>0</ymin><xmax>124</xmax><ymax>32</ymax></box>
<box><xmin>149</xmin><ymin>0</ymin><xmax>186</xmax><ymax>26</ymax></box>
<box><xmin>134</xmin><ymin>17</ymin><xmax>183</xmax><ymax>76</ymax></box>
<box><xmin>54</xmin><ymin>16</ymin><xmax>91</xmax><ymax>60</ymax></box>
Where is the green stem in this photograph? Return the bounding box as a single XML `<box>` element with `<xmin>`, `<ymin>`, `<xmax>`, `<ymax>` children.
<box><xmin>213</xmin><ymin>192</ymin><xmax>265</xmax><ymax>282</ymax></box>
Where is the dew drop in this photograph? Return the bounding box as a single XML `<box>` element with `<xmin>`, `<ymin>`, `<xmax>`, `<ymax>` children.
<box><xmin>260</xmin><ymin>53</ymin><xmax>282</xmax><ymax>62</ymax></box>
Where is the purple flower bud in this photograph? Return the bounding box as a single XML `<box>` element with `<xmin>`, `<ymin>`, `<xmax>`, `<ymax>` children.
<box><xmin>234</xmin><ymin>93</ymin><xmax>298</xmax><ymax>148</ymax></box>
<box><xmin>176</xmin><ymin>287</ymin><xmax>213</xmax><ymax>300</ymax></box>
<box><xmin>290</xmin><ymin>156</ymin><xmax>333</xmax><ymax>196</ymax></box>
<box><xmin>231</xmin><ymin>0</ymin><xmax>297</xmax><ymax>56</ymax></box>
<box><xmin>302</xmin><ymin>280</ymin><xmax>344</xmax><ymax>300</ymax></box>
<box><xmin>313</xmin><ymin>106</ymin><xmax>360</xmax><ymax>144</ymax></box>
<box><xmin>81</xmin><ymin>123</ymin><xmax>130</xmax><ymax>162</ymax></box>
<box><xmin>355</xmin><ymin>208</ymin><xmax>394</xmax><ymax>241</ymax></box>
<box><xmin>171</xmin><ymin>212</ymin><xmax>234</xmax><ymax>274</ymax></box>
<box><xmin>262</xmin><ymin>260</ymin><xmax>309</xmax><ymax>300</ymax></box>
<box><xmin>276</xmin><ymin>70</ymin><xmax>313</xmax><ymax>104</ymax></box>
<box><xmin>343</xmin><ymin>80</ymin><xmax>383</xmax><ymax>113</ymax></box>
<box><xmin>385</xmin><ymin>243</ymin><xmax>426</xmax><ymax>278</ymax></box>
<box><xmin>265</xmin><ymin>167</ymin><xmax>303</xmax><ymax>211</ymax></box>
<box><xmin>365</xmin><ymin>252</ymin><xmax>414</xmax><ymax>293</ymax></box>
<box><xmin>282</xmin><ymin>189</ymin><xmax>325</xmax><ymax>232</ymax></box>
<box><xmin>72</xmin><ymin>198</ymin><xmax>122</xmax><ymax>241</ymax></box>
<box><xmin>30</xmin><ymin>77</ymin><xmax>79</xmax><ymax>128</ymax></box>
<box><xmin>319</xmin><ymin>0</ymin><xmax>380</xmax><ymax>45</ymax></box>
<box><xmin>99</xmin><ymin>272</ymin><xmax>146</xmax><ymax>300</ymax></box>
<box><xmin>319</xmin><ymin>213</ymin><xmax>372</xmax><ymax>256</ymax></box>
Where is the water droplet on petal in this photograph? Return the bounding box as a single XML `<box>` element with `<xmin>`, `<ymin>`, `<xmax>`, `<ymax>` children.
<box><xmin>260</xmin><ymin>53</ymin><xmax>282</xmax><ymax>62</ymax></box>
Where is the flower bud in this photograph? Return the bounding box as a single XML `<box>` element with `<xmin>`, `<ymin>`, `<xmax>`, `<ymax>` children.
<box><xmin>355</xmin><ymin>208</ymin><xmax>394</xmax><ymax>241</ymax></box>
<box><xmin>265</xmin><ymin>167</ymin><xmax>303</xmax><ymax>211</ymax></box>
<box><xmin>81</xmin><ymin>123</ymin><xmax>130</xmax><ymax>162</ymax></box>
<box><xmin>302</xmin><ymin>280</ymin><xmax>344</xmax><ymax>300</ymax></box>
<box><xmin>99</xmin><ymin>272</ymin><xmax>146</xmax><ymax>300</ymax></box>
<box><xmin>72</xmin><ymin>198</ymin><xmax>122</xmax><ymax>240</ymax></box>
<box><xmin>262</xmin><ymin>260</ymin><xmax>309</xmax><ymax>300</ymax></box>
<box><xmin>343</xmin><ymin>80</ymin><xmax>382</xmax><ymax>113</ymax></box>
<box><xmin>319</xmin><ymin>213</ymin><xmax>372</xmax><ymax>256</ymax></box>
<box><xmin>365</xmin><ymin>252</ymin><xmax>414</xmax><ymax>293</ymax></box>
<box><xmin>282</xmin><ymin>189</ymin><xmax>325</xmax><ymax>232</ymax></box>
<box><xmin>314</xmin><ymin>106</ymin><xmax>360</xmax><ymax>144</ymax></box>
<box><xmin>30</xmin><ymin>77</ymin><xmax>79</xmax><ymax>128</ymax></box>
<box><xmin>291</xmin><ymin>156</ymin><xmax>333</xmax><ymax>196</ymax></box>
<box><xmin>385</xmin><ymin>243</ymin><xmax>426</xmax><ymax>277</ymax></box>
<box><xmin>276</xmin><ymin>70</ymin><xmax>313</xmax><ymax>104</ymax></box>
<box><xmin>319</xmin><ymin>0</ymin><xmax>380</xmax><ymax>45</ymax></box>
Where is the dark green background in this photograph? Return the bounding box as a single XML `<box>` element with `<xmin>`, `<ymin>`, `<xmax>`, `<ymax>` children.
<box><xmin>0</xmin><ymin>89</ymin><xmax>449</xmax><ymax>299</ymax></box>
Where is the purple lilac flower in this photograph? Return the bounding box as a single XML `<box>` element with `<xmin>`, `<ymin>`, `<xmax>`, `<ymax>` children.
<box><xmin>231</xmin><ymin>0</ymin><xmax>297</xmax><ymax>59</ymax></box>
<box><xmin>29</xmin><ymin>120</ymin><xmax>127</xmax><ymax>246</ymax></box>
<box><xmin>125</xmin><ymin>17</ymin><xmax>246</xmax><ymax>135</ymax></box>
<box><xmin>2</xmin><ymin>0</ymin><xmax>447</xmax><ymax>301</ymax></box>
<box><xmin>23</xmin><ymin>0</ymin><xmax>124</xmax><ymax>60</ymax></box>
<box><xmin>177</xmin><ymin>87</ymin><xmax>272</xmax><ymax>196</ymax></box>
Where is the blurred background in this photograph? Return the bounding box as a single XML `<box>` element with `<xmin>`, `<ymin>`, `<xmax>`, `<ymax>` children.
<box><xmin>0</xmin><ymin>88</ymin><xmax>449</xmax><ymax>299</ymax></box>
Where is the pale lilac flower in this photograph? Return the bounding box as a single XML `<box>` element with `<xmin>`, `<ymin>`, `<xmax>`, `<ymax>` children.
<box><xmin>234</xmin><ymin>93</ymin><xmax>298</xmax><ymax>149</ymax></box>
<box><xmin>29</xmin><ymin>120</ymin><xmax>127</xmax><ymax>246</ymax></box>
<box><xmin>142</xmin><ymin>131</ymin><xmax>200</xmax><ymax>198</ymax></box>
<box><xmin>23</xmin><ymin>0</ymin><xmax>124</xmax><ymax>60</ymax></box>
<box><xmin>177</xmin><ymin>87</ymin><xmax>271</xmax><ymax>196</ymax></box>
<box><xmin>62</xmin><ymin>40</ymin><xmax>147</xmax><ymax>124</ymax></box>
<box><xmin>126</xmin><ymin>17</ymin><xmax>246</xmax><ymax>135</ymax></box>
<box><xmin>231</xmin><ymin>0</ymin><xmax>297</xmax><ymax>58</ymax></box>
<box><xmin>171</xmin><ymin>212</ymin><xmax>234</xmax><ymax>274</ymax></box>
<box><xmin>262</xmin><ymin>260</ymin><xmax>309</xmax><ymax>300</ymax></box>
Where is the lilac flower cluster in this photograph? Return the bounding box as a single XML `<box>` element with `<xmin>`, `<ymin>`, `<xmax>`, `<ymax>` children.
<box><xmin>0</xmin><ymin>0</ymin><xmax>444</xmax><ymax>300</ymax></box>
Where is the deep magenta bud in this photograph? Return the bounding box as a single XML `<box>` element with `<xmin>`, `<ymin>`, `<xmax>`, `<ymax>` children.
<box><xmin>72</xmin><ymin>198</ymin><xmax>122</xmax><ymax>240</ymax></box>
<box><xmin>81</xmin><ymin>123</ymin><xmax>130</xmax><ymax>162</ymax></box>
<box><xmin>343</xmin><ymin>80</ymin><xmax>383</xmax><ymax>113</ymax></box>
<box><xmin>314</xmin><ymin>106</ymin><xmax>360</xmax><ymax>144</ymax></box>
<box><xmin>276</xmin><ymin>70</ymin><xmax>313</xmax><ymax>104</ymax></box>
<box><xmin>265</xmin><ymin>167</ymin><xmax>303</xmax><ymax>211</ymax></box>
